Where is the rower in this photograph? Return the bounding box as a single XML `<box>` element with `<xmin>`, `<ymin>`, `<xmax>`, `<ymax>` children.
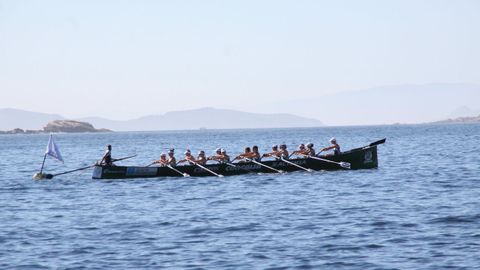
<box><xmin>279</xmin><ymin>144</ymin><xmax>289</xmax><ymax>159</ymax></box>
<box><xmin>220</xmin><ymin>149</ymin><xmax>231</xmax><ymax>163</ymax></box>
<box><xmin>291</xmin><ymin>144</ymin><xmax>307</xmax><ymax>157</ymax></box>
<box><xmin>207</xmin><ymin>148</ymin><xmax>224</xmax><ymax>162</ymax></box>
<box><xmin>152</xmin><ymin>153</ymin><xmax>168</xmax><ymax>167</ymax></box>
<box><xmin>233</xmin><ymin>147</ymin><xmax>252</xmax><ymax>162</ymax></box>
<box><xmin>178</xmin><ymin>150</ymin><xmax>196</xmax><ymax>165</ymax></box>
<box><xmin>251</xmin><ymin>145</ymin><xmax>261</xmax><ymax>161</ymax></box>
<box><xmin>99</xmin><ymin>145</ymin><xmax>114</xmax><ymax>166</ymax></box>
<box><xmin>262</xmin><ymin>145</ymin><xmax>281</xmax><ymax>159</ymax></box>
<box><xmin>197</xmin><ymin>151</ymin><xmax>207</xmax><ymax>165</ymax></box>
<box><xmin>306</xmin><ymin>143</ymin><xmax>316</xmax><ymax>156</ymax></box>
<box><xmin>167</xmin><ymin>149</ymin><xmax>176</xmax><ymax>166</ymax></box>
<box><xmin>320</xmin><ymin>138</ymin><xmax>341</xmax><ymax>156</ymax></box>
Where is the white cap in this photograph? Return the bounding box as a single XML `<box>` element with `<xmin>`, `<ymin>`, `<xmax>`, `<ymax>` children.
<box><xmin>215</xmin><ymin>148</ymin><xmax>221</xmax><ymax>152</ymax></box>
<box><xmin>221</xmin><ymin>149</ymin><xmax>227</xmax><ymax>153</ymax></box>
<box><xmin>160</xmin><ymin>153</ymin><xmax>166</xmax><ymax>157</ymax></box>
<box><xmin>272</xmin><ymin>144</ymin><xmax>278</xmax><ymax>148</ymax></box>
<box><xmin>184</xmin><ymin>149</ymin><xmax>191</xmax><ymax>155</ymax></box>
<box><xmin>330</xmin><ymin>137</ymin><xmax>337</xmax><ymax>143</ymax></box>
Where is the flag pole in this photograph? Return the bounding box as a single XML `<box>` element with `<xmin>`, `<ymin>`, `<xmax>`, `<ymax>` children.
<box><xmin>39</xmin><ymin>153</ymin><xmax>47</xmax><ymax>174</ymax></box>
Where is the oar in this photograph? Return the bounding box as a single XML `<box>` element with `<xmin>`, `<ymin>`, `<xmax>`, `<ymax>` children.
<box><xmin>191</xmin><ymin>161</ymin><xmax>224</xmax><ymax>177</ymax></box>
<box><xmin>146</xmin><ymin>162</ymin><xmax>156</xmax><ymax>167</ymax></box>
<box><xmin>275</xmin><ymin>157</ymin><xmax>313</xmax><ymax>172</ymax></box>
<box><xmin>244</xmin><ymin>158</ymin><xmax>285</xmax><ymax>173</ymax></box>
<box><xmin>301</xmin><ymin>154</ymin><xmax>351</xmax><ymax>169</ymax></box>
<box><xmin>43</xmin><ymin>164</ymin><xmax>97</xmax><ymax>179</ymax></box>
<box><xmin>167</xmin><ymin>165</ymin><xmax>190</xmax><ymax>177</ymax></box>
<box><xmin>146</xmin><ymin>161</ymin><xmax>189</xmax><ymax>177</ymax></box>
<box><xmin>112</xmin><ymin>155</ymin><xmax>137</xmax><ymax>162</ymax></box>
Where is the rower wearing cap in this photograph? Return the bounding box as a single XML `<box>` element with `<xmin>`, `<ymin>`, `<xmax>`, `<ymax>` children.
<box><xmin>152</xmin><ymin>153</ymin><xmax>168</xmax><ymax>167</ymax></box>
<box><xmin>178</xmin><ymin>149</ymin><xmax>196</xmax><ymax>165</ymax></box>
<box><xmin>279</xmin><ymin>144</ymin><xmax>289</xmax><ymax>159</ymax></box>
<box><xmin>167</xmin><ymin>149</ymin><xmax>176</xmax><ymax>166</ymax></box>
<box><xmin>262</xmin><ymin>145</ymin><xmax>281</xmax><ymax>158</ymax></box>
<box><xmin>197</xmin><ymin>151</ymin><xmax>207</xmax><ymax>165</ymax></box>
<box><xmin>320</xmin><ymin>138</ymin><xmax>341</xmax><ymax>156</ymax></box>
<box><xmin>208</xmin><ymin>148</ymin><xmax>224</xmax><ymax>162</ymax></box>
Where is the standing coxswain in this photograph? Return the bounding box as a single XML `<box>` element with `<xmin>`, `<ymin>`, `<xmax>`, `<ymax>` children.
<box><xmin>98</xmin><ymin>145</ymin><xmax>114</xmax><ymax>166</ymax></box>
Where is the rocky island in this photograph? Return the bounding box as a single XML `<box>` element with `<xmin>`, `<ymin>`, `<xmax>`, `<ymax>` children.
<box><xmin>0</xmin><ymin>120</ymin><xmax>111</xmax><ymax>134</ymax></box>
<box><xmin>431</xmin><ymin>115</ymin><xmax>480</xmax><ymax>124</ymax></box>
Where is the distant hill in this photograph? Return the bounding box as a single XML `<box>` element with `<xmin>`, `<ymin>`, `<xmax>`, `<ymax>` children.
<box><xmin>0</xmin><ymin>108</ymin><xmax>64</xmax><ymax>130</ymax></box>
<box><xmin>78</xmin><ymin>108</ymin><xmax>324</xmax><ymax>131</ymax></box>
<box><xmin>1</xmin><ymin>107</ymin><xmax>323</xmax><ymax>132</ymax></box>
<box><xmin>257</xmin><ymin>83</ymin><xmax>480</xmax><ymax>126</ymax></box>
<box><xmin>431</xmin><ymin>115</ymin><xmax>480</xmax><ymax>124</ymax></box>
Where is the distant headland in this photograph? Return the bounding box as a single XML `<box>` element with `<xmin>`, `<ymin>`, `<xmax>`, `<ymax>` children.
<box><xmin>430</xmin><ymin>114</ymin><xmax>480</xmax><ymax>124</ymax></box>
<box><xmin>0</xmin><ymin>120</ymin><xmax>111</xmax><ymax>135</ymax></box>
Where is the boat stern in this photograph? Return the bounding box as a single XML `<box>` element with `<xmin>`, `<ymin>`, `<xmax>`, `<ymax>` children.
<box><xmin>92</xmin><ymin>165</ymin><xmax>103</xmax><ymax>179</ymax></box>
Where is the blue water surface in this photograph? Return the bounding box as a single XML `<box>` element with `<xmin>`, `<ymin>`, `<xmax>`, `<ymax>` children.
<box><xmin>0</xmin><ymin>124</ymin><xmax>479</xmax><ymax>269</ymax></box>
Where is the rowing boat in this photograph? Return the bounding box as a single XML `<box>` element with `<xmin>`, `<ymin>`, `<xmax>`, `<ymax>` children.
<box><xmin>92</xmin><ymin>139</ymin><xmax>386</xmax><ymax>179</ymax></box>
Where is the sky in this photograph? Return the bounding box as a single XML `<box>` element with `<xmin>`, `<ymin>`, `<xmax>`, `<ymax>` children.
<box><xmin>1</xmin><ymin>0</ymin><xmax>479</xmax><ymax>121</ymax></box>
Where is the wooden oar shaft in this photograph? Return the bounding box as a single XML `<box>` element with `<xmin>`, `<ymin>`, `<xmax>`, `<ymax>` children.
<box><xmin>167</xmin><ymin>165</ymin><xmax>190</xmax><ymax>177</ymax></box>
<box><xmin>303</xmin><ymin>154</ymin><xmax>350</xmax><ymax>168</ymax></box>
<box><xmin>192</xmin><ymin>162</ymin><xmax>223</xmax><ymax>177</ymax></box>
<box><xmin>245</xmin><ymin>158</ymin><xmax>284</xmax><ymax>173</ymax></box>
<box><xmin>52</xmin><ymin>164</ymin><xmax>96</xmax><ymax>177</ymax></box>
<box><xmin>112</xmin><ymin>155</ymin><xmax>137</xmax><ymax>162</ymax></box>
<box><xmin>276</xmin><ymin>157</ymin><xmax>312</xmax><ymax>172</ymax></box>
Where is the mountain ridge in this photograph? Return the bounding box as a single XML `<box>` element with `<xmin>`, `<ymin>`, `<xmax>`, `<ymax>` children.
<box><xmin>0</xmin><ymin>107</ymin><xmax>323</xmax><ymax>131</ymax></box>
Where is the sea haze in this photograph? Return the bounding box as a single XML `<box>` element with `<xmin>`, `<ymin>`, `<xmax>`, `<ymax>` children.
<box><xmin>0</xmin><ymin>124</ymin><xmax>479</xmax><ymax>269</ymax></box>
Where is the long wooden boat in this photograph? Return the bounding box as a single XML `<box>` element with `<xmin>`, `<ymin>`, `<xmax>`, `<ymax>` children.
<box><xmin>92</xmin><ymin>139</ymin><xmax>386</xmax><ymax>179</ymax></box>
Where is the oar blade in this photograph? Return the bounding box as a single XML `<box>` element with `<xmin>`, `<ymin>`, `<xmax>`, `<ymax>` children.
<box><xmin>340</xmin><ymin>162</ymin><xmax>351</xmax><ymax>169</ymax></box>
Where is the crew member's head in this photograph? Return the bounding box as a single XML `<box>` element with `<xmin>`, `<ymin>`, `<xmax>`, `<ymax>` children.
<box><xmin>107</xmin><ymin>145</ymin><xmax>112</xmax><ymax>150</ymax></box>
<box><xmin>272</xmin><ymin>145</ymin><xmax>278</xmax><ymax>151</ymax></box>
<box><xmin>252</xmin><ymin>145</ymin><xmax>259</xmax><ymax>152</ymax></box>
<box><xmin>185</xmin><ymin>150</ymin><xmax>191</xmax><ymax>156</ymax></box>
<box><xmin>244</xmin><ymin>147</ymin><xmax>251</xmax><ymax>153</ymax></box>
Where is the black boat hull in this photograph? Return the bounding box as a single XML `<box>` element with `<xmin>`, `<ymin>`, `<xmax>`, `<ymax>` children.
<box><xmin>92</xmin><ymin>139</ymin><xmax>385</xmax><ymax>179</ymax></box>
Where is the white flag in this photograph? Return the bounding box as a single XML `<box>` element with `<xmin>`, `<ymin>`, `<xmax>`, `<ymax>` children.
<box><xmin>45</xmin><ymin>134</ymin><xmax>64</xmax><ymax>163</ymax></box>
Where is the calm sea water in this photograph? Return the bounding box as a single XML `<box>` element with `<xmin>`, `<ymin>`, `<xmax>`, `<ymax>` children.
<box><xmin>1</xmin><ymin>124</ymin><xmax>479</xmax><ymax>269</ymax></box>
